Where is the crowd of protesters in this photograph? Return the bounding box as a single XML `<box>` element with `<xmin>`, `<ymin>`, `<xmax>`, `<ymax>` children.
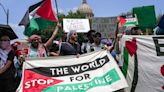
<box><xmin>0</xmin><ymin>19</ymin><xmax>164</xmax><ymax>92</ymax></box>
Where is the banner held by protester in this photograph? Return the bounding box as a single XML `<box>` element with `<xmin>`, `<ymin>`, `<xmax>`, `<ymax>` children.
<box><xmin>17</xmin><ymin>50</ymin><xmax>128</xmax><ymax>92</ymax></box>
<box><xmin>121</xmin><ymin>35</ymin><xmax>164</xmax><ymax>92</ymax></box>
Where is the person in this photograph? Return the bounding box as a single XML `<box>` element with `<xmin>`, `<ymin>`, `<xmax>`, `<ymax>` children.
<box><xmin>102</xmin><ymin>34</ymin><xmax>113</xmax><ymax>47</ymax></box>
<box><xmin>124</xmin><ymin>26</ymin><xmax>142</xmax><ymax>35</ymax></box>
<box><xmin>81</xmin><ymin>30</ymin><xmax>96</xmax><ymax>53</ymax></box>
<box><xmin>49</xmin><ymin>42</ymin><xmax>60</xmax><ymax>56</ymax></box>
<box><xmin>11</xmin><ymin>42</ymin><xmax>23</xmax><ymax>88</ymax></box>
<box><xmin>60</xmin><ymin>30</ymin><xmax>81</xmax><ymax>57</ymax></box>
<box><xmin>92</xmin><ymin>32</ymin><xmax>104</xmax><ymax>51</ymax></box>
<box><xmin>92</xmin><ymin>32</ymin><xmax>114</xmax><ymax>52</ymax></box>
<box><xmin>0</xmin><ymin>35</ymin><xmax>16</xmax><ymax>92</ymax></box>
<box><xmin>154</xmin><ymin>26</ymin><xmax>164</xmax><ymax>35</ymax></box>
<box><xmin>26</xmin><ymin>24</ymin><xmax>60</xmax><ymax>58</ymax></box>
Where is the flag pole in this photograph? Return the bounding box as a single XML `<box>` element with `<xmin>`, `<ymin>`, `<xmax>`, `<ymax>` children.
<box><xmin>54</xmin><ymin>0</ymin><xmax>62</xmax><ymax>30</ymax></box>
<box><xmin>55</xmin><ymin>0</ymin><xmax>59</xmax><ymax>18</ymax></box>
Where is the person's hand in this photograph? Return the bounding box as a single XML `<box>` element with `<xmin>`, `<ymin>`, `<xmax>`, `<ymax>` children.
<box><xmin>102</xmin><ymin>45</ymin><xmax>108</xmax><ymax>50</ymax></box>
<box><xmin>20</xmin><ymin>55</ymin><xmax>25</xmax><ymax>63</ymax></box>
<box><xmin>76</xmin><ymin>54</ymin><xmax>80</xmax><ymax>58</ymax></box>
<box><xmin>57</xmin><ymin>22</ymin><xmax>62</xmax><ymax>28</ymax></box>
<box><xmin>116</xmin><ymin>16</ymin><xmax>120</xmax><ymax>24</ymax></box>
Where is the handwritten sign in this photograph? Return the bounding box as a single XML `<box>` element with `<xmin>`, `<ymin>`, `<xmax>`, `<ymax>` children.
<box><xmin>63</xmin><ymin>19</ymin><xmax>90</xmax><ymax>33</ymax></box>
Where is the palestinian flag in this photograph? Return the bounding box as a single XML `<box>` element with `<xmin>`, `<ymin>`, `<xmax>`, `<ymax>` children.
<box><xmin>19</xmin><ymin>0</ymin><xmax>58</xmax><ymax>37</ymax></box>
<box><xmin>121</xmin><ymin>35</ymin><xmax>164</xmax><ymax>92</ymax></box>
<box><xmin>119</xmin><ymin>16</ymin><xmax>138</xmax><ymax>27</ymax></box>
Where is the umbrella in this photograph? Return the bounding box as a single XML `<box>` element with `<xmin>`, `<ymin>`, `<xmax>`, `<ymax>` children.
<box><xmin>0</xmin><ymin>24</ymin><xmax>18</xmax><ymax>40</ymax></box>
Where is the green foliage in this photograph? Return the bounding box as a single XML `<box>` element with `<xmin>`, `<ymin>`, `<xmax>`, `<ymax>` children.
<box><xmin>39</xmin><ymin>10</ymin><xmax>86</xmax><ymax>43</ymax></box>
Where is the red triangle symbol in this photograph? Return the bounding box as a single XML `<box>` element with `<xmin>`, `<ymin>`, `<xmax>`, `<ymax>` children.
<box><xmin>23</xmin><ymin>70</ymin><xmax>63</xmax><ymax>92</ymax></box>
<box><xmin>119</xmin><ymin>16</ymin><xmax>127</xmax><ymax>27</ymax></box>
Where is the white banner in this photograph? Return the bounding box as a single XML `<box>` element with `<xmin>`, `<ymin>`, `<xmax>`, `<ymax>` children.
<box><xmin>17</xmin><ymin>50</ymin><xmax>127</xmax><ymax>92</ymax></box>
<box><xmin>121</xmin><ymin>35</ymin><xmax>164</xmax><ymax>92</ymax></box>
<box><xmin>63</xmin><ymin>19</ymin><xmax>90</xmax><ymax>33</ymax></box>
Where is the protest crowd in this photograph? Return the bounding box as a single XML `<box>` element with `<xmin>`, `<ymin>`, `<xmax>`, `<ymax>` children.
<box><xmin>0</xmin><ymin>0</ymin><xmax>164</xmax><ymax>92</ymax></box>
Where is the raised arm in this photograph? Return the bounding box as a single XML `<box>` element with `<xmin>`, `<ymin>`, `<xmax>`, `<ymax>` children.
<box><xmin>108</xmin><ymin>17</ymin><xmax>120</xmax><ymax>52</ymax></box>
<box><xmin>44</xmin><ymin>23</ymin><xmax>60</xmax><ymax>48</ymax></box>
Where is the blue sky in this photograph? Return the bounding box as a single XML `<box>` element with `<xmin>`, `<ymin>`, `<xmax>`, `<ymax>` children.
<box><xmin>0</xmin><ymin>0</ymin><xmax>164</xmax><ymax>39</ymax></box>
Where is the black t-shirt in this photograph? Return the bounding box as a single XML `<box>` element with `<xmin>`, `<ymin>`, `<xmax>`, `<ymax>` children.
<box><xmin>0</xmin><ymin>50</ymin><xmax>16</xmax><ymax>79</ymax></box>
<box><xmin>60</xmin><ymin>42</ymin><xmax>81</xmax><ymax>55</ymax></box>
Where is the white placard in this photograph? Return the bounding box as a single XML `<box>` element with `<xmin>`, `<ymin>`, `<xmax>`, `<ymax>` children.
<box><xmin>63</xmin><ymin>19</ymin><xmax>90</xmax><ymax>33</ymax></box>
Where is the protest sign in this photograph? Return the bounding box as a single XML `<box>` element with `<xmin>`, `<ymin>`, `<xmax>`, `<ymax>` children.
<box><xmin>92</xmin><ymin>17</ymin><xmax>117</xmax><ymax>38</ymax></box>
<box><xmin>133</xmin><ymin>5</ymin><xmax>157</xmax><ymax>28</ymax></box>
<box><xmin>121</xmin><ymin>35</ymin><xmax>164</xmax><ymax>92</ymax></box>
<box><xmin>63</xmin><ymin>19</ymin><xmax>90</xmax><ymax>33</ymax></box>
<box><xmin>17</xmin><ymin>50</ymin><xmax>128</xmax><ymax>92</ymax></box>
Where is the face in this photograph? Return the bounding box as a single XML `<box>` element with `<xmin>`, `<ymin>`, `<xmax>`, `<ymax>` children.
<box><xmin>131</xmin><ymin>29</ymin><xmax>137</xmax><ymax>35</ymax></box>
<box><xmin>31</xmin><ymin>37</ymin><xmax>40</xmax><ymax>48</ymax></box>
<box><xmin>88</xmin><ymin>32</ymin><xmax>95</xmax><ymax>43</ymax></box>
<box><xmin>94</xmin><ymin>35</ymin><xmax>101</xmax><ymax>45</ymax></box>
<box><xmin>0</xmin><ymin>36</ymin><xmax>10</xmax><ymax>50</ymax></box>
<box><xmin>70</xmin><ymin>32</ymin><xmax>78</xmax><ymax>42</ymax></box>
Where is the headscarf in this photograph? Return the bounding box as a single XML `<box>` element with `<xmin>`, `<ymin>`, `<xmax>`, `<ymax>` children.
<box><xmin>66</xmin><ymin>30</ymin><xmax>76</xmax><ymax>42</ymax></box>
<box><xmin>28</xmin><ymin>35</ymin><xmax>42</xmax><ymax>43</ymax></box>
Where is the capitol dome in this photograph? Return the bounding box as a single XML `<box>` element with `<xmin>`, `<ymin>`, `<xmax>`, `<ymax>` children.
<box><xmin>78</xmin><ymin>0</ymin><xmax>94</xmax><ymax>18</ymax></box>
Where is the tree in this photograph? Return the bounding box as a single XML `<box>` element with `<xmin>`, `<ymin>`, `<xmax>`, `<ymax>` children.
<box><xmin>37</xmin><ymin>10</ymin><xmax>86</xmax><ymax>43</ymax></box>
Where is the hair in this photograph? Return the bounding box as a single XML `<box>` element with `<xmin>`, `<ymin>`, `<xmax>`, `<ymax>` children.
<box><xmin>131</xmin><ymin>27</ymin><xmax>139</xmax><ymax>30</ymax></box>
<box><xmin>66</xmin><ymin>30</ymin><xmax>76</xmax><ymax>42</ymax></box>
<box><xmin>0</xmin><ymin>35</ymin><xmax>10</xmax><ymax>41</ymax></box>
<box><xmin>28</xmin><ymin>34</ymin><xmax>42</xmax><ymax>43</ymax></box>
<box><xmin>94</xmin><ymin>32</ymin><xmax>102</xmax><ymax>38</ymax></box>
<box><xmin>87</xmin><ymin>30</ymin><xmax>96</xmax><ymax>37</ymax></box>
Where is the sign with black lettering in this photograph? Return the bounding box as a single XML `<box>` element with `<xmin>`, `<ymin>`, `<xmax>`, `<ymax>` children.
<box><xmin>17</xmin><ymin>51</ymin><xmax>127</xmax><ymax>92</ymax></box>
